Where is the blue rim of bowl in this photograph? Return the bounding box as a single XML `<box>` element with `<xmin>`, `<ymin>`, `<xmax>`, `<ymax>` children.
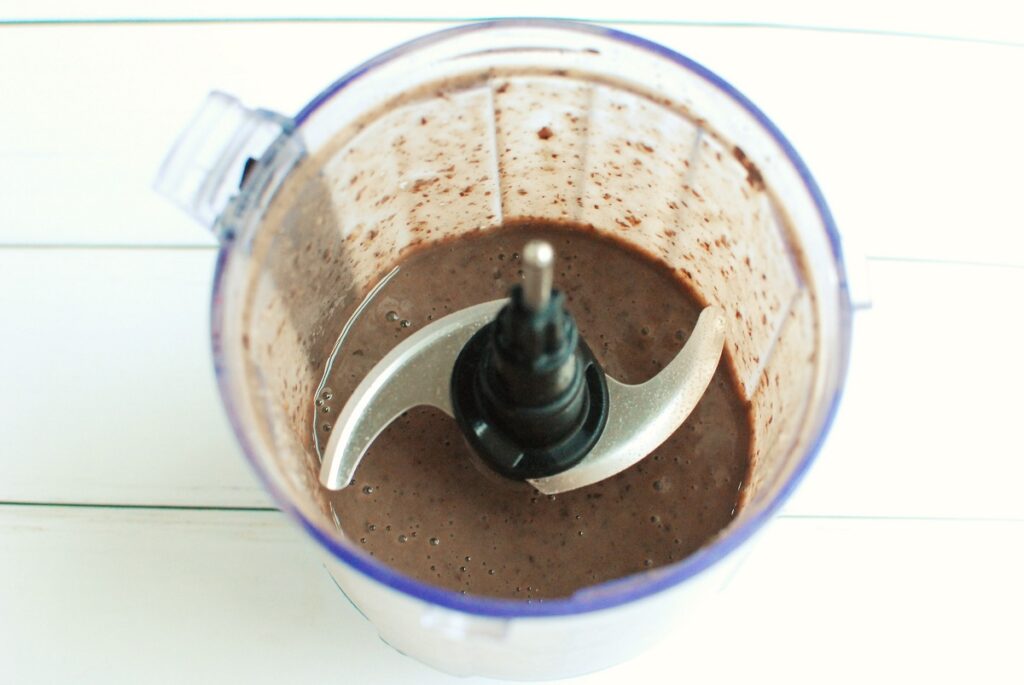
<box><xmin>211</xmin><ymin>18</ymin><xmax>853</xmax><ymax>618</ymax></box>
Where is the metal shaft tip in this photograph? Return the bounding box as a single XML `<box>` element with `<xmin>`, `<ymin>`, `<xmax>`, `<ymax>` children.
<box><xmin>522</xmin><ymin>240</ymin><xmax>555</xmax><ymax>311</ymax></box>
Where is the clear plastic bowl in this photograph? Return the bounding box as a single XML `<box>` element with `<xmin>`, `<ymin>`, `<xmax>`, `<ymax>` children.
<box><xmin>157</xmin><ymin>19</ymin><xmax>852</xmax><ymax>680</ymax></box>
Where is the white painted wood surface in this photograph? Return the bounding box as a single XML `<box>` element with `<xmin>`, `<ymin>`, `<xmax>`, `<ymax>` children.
<box><xmin>3</xmin><ymin>1</ymin><xmax>1022</xmax><ymax>45</ymax></box>
<box><xmin>2</xmin><ymin>14</ymin><xmax>1022</xmax><ymax>684</ymax></box>
<box><xmin>0</xmin><ymin>248</ymin><xmax>269</xmax><ymax>508</ymax></box>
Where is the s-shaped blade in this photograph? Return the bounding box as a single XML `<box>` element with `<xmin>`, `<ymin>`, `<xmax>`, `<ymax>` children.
<box><xmin>319</xmin><ymin>301</ymin><xmax>725</xmax><ymax>493</ymax></box>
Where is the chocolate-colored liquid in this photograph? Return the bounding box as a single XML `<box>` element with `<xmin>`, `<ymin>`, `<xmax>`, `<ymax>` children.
<box><xmin>319</xmin><ymin>223</ymin><xmax>752</xmax><ymax>600</ymax></box>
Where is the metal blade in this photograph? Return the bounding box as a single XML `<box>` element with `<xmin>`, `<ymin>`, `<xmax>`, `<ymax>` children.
<box><xmin>318</xmin><ymin>299</ymin><xmax>506</xmax><ymax>490</ymax></box>
<box><xmin>320</xmin><ymin>299</ymin><xmax>726</xmax><ymax>495</ymax></box>
<box><xmin>527</xmin><ymin>305</ymin><xmax>726</xmax><ymax>494</ymax></box>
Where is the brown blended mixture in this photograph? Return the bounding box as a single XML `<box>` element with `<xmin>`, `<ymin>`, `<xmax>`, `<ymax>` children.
<box><xmin>318</xmin><ymin>222</ymin><xmax>751</xmax><ymax>600</ymax></box>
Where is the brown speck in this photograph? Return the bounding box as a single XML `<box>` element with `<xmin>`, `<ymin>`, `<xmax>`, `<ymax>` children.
<box><xmin>495</xmin><ymin>82</ymin><xmax>509</xmax><ymax>94</ymax></box>
<box><xmin>517</xmin><ymin>188</ymin><xmax>528</xmax><ymax>196</ymax></box>
<box><xmin>410</xmin><ymin>177</ymin><xmax>439</xmax><ymax>193</ymax></box>
<box><xmin>537</xmin><ymin>126</ymin><xmax>554</xmax><ymax>140</ymax></box>
<box><xmin>638</xmin><ymin>142</ymin><xmax>654</xmax><ymax>153</ymax></box>
<box><xmin>733</xmin><ymin>145</ymin><xmax>765</xmax><ymax>190</ymax></box>
<box><xmin>420</xmin><ymin>117</ymin><xmax>428</xmax><ymax>125</ymax></box>
<box><xmin>241</xmin><ymin>334</ymin><xmax>250</xmax><ymax>350</ymax></box>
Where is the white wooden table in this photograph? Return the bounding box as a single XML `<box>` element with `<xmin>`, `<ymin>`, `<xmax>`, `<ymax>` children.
<box><xmin>2</xmin><ymin>4</ymin><xmax>1023</xmax><ymax>683</ymax></box>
